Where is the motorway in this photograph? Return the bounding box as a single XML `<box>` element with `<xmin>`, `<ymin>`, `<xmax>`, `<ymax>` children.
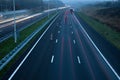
<box><xmin>2</xmin><ymin>9</ymin><xmax>120</xmax><ymax>80</ymax></box>
<box><xmin>0</xmin><ymin>7</ymin><xmax>67</xmax><ymax>43</ymax></box>
<box><xmin>0</xmin><ymin>10</ymin><xmax>55</xmax><ymax>42</ymax></box>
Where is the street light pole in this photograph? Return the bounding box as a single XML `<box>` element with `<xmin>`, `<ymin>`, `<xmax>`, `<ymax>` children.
<box><xmin>56</xmin><ymin>0</ymin><xmax>58</xmax><ymax>13</ymax></box>
<box><xmin>48</xmin><ymin>0</ymin><xmax>50</xmax><ymax>18</ymax></box>
<box><xmin>13</xmin><ymin>0</ymin><xmax>17</xmax><ymax>43</ymax></box>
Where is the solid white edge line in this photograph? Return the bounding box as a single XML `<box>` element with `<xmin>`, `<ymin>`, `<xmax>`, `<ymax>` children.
<box><xmin>8</xmin><ymin>14</ymin><xmax>59</xmax><ymax>80</ymax></box>
<box><xmin>51</xmin><ymin>55</ymin><xmax>54</xmax><ymax>63</ymax></box>
<box><xmin>77</xmin><ymin>56</ymin><xmax>81</xmax><ymax>64</ymax></box>
<box><xmin>73</xmin><ymin>14</ymin><xmax>120</xmax><ymax>80</ymax></box>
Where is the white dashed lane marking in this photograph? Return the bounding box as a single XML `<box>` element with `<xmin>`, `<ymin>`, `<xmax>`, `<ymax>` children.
<box><xmin>58</xmin><ymin>31</ymin><xmax>60</xmax><ymax>34</ymax></box>
<box><xmin>77</xmin><ymin>56</ymin><xmax>81</xmax><ymax>64</ymax></box>
<box><xmin>51</xmin><ymin>55</ymin><xmax>54</xmax><ymax>63</ymax></box>
<box><xmin>73</xmin><ymin>40</ymin><xmax>76</xmax><ymax>44</ymax></box>
<box><xmin>56</xmin><ymin>39</ymin><xmax>58</xmax><ymax>43</ymax></box>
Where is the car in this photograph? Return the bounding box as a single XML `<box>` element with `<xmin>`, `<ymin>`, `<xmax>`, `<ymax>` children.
<box><xmin>70</xmin><ymin>8</ymin><xmax>74</xmax><ymax>14</ymax></box>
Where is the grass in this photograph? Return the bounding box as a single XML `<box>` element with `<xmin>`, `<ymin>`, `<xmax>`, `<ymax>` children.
<box><xmin>0</xmin><ymin>16</ymin><xmax>49</xmax><ymax>60</ymax></box>
<box><xmin>78</xmin><ymin>12</ymin><xmax>120</xmax><ymax>49</ymax></box>
<box><xmin>0</xmin><ymin>13</ymin><xmax>55</xmax><ymax>79</ymax></box>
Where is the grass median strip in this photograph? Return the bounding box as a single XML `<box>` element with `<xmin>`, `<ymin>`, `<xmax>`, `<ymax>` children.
<box><xmin>78</xmin><ymin>12</ymin><xmax>120</xmax><ymax>50</ymax></box>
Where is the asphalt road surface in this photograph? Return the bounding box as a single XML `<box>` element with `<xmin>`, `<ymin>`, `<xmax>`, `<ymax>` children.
<box><xmin>3</xmin><ymin>9</ymin><xmax>120</xmax><ymax>80</ymax></box>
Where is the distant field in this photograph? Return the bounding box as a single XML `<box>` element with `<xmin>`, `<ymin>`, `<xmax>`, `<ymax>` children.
<box><xmin>81</xmin><ymin>5</ymin><xmax>120</xmax><ymax>31</ymax></box>
<box><xmin>78</xmin><ymin>12</ymin><xmax>120</xmax><ymax>50</ymax></box>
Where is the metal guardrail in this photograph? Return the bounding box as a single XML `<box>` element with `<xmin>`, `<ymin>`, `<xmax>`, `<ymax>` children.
<box><xmin>0</xmin><ymin>12</ymin><xmax>59</xmax><ymax>71</ymax></box>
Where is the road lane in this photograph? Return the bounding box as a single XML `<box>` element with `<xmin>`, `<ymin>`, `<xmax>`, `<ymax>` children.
<box><xmin>3</xmin><ymin>9</ymin><xmax>120</xmax><ymax>80</ymax></box>
<box><xmin>5</xmin><ymin>11</ymin><xmax>64</xmax><ymax>80</ymax></box>
<box><xmin>71</xmin><ymin>13</ymin><xmax>119</xmax><ymax>80</ymax></box>
<box><xmin>75</xmin><ymin>12</ymin><xmax>120</xmax><ymax>76</ymax></box>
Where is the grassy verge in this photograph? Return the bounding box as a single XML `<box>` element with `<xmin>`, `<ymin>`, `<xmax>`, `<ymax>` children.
<box><xmin>0</xmin><ymin>15</ymin><xmax>51</xmax><ymax>60</ymax></box>
<box><xmin>0</xmin><ymin>13</ymin><xmax>55</xmax><ymax>79</ymax></box>
<box><xmin>78</xmin><ymin>12</ymin><xmax>120</xmax><ymax>49</ymax></box>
